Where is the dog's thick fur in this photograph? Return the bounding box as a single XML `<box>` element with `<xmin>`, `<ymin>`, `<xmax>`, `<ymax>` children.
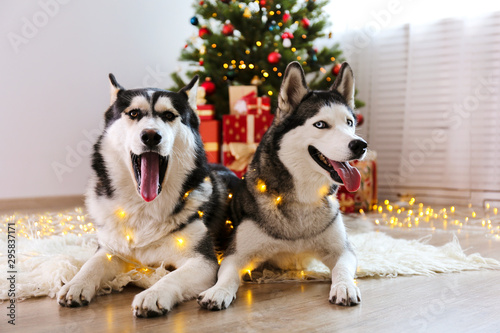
<box><xmin>198</xmin><ymin>62</ymin><xmax>367</xmax><ymax>310</ymax></box>
<box><xmin>57</xmin><ymin>75</ymin><xmax>236</xmax><ymax>317</ymax></box>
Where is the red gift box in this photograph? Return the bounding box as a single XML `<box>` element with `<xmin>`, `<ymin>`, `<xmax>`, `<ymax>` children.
<box><xmin>199</xmin><ymin>120</ymin><xmax>221</xmax><ymax>164</ymax></box>
<box><xmin>337</xmin><ymin>151</ymin><xmax>377</xmax><ymax>213</ymax></box>
<box><xmin>222</xmin><ymin>114</ymin><xmax>274</xmax><ymax>178</ymax></box>
<box><xmin>234</xmin><ymin>91</ymin><xmax>271</xmax><ymax>115</ymax></box>
<box><xmin>229</xmin><ymin>86</ymin><xmax>257</xmax><ymax>115</ymax></box>
<box><xmin>197</xmin><ymin>104</ymin><xmax>215</xmax><ymax>120</ymax></box>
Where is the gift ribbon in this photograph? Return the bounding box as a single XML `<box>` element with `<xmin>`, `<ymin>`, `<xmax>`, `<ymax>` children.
<box><xmin>204</xmin><ymin>142</ymin><xmax>219</xmax><ymax>151</ymax></box>
<box><xmin>198</xmin><ymin>110</ymin><xmax>214</xmax><ymax>116</ymax></box>
<box><xmin>227</xmin><ymin>142</ymin><xmax>258</xmax><ymax>171</ymax></box>
<box><xmin>225</xmin><ymin>115</ymin><xmax>256</xmax><ymax>171</ymax></box>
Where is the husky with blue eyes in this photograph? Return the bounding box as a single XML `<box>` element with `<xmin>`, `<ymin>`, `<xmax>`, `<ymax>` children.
<box><xmin>57</xmin><ymin>75</ymin><xmax>238</xmax><ymax>318</ymax></box>
<box><xmin>198</xmin><ymin>62</ymin><xmax>367</xmax><ymax>310</ymax></box>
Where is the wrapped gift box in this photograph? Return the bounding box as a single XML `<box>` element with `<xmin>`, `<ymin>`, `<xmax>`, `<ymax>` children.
<box><xmin>234</xmin><ymin>91</ymin><xmax>271</xmax><ymax>115</ymax></box>
<box><xmin>229</xmin><ymin>85</ymin><xmax>257</xmax><ymax>115</ymax></box>
<box><xmin>222</xmin><ymin>114</ymin><xmax>274</xmax><ymax>178</ymax></box>
<box><xmin>337</xmin><ymin>150</ymin><xmax>377</xmax><ymax>213</ymax></box>
<box><xmin>196</xmin><ymin>104</ymin><xmax>215</xmax><ymax>120</ymax></box>
<box><xmin>199</xmin><ymin>120</ymin><xmax>221</xmax><ymax>164</ymax></box>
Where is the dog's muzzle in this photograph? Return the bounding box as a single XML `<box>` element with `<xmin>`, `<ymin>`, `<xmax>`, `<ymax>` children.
<box><xmin>308</xmin><ymin>145</ymin><xmax>362</xmax><ymax>192</ymax></box>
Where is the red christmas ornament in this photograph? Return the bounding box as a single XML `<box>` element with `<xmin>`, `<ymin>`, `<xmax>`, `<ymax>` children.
<box><xmin>199</xmin><ymin>0</ymin><xmax>204</xmax><ymax>4</ymax></box>
<box><xmin>281</xmin><ymin>32</ymin><xmax>294</xmax><ymax>39</ymax></box>
<box><xmin>222</xmin><ymin>23</ymin><xmax>234</xmax><ymax>36</ymax></box>
<box><xmin>200</xmin><ymin>78</ymin><xmax>216</xmax><ymax>96</ymax></box>
<box><xmin>267</xmin><ymin>51</ymin><xmax>282</xmax><ymax>64</ymax></box>
<box><xmin>332</xmin><ymin>63</ymin><xmax>341</xmax><ymax>75</ymax></box>
<box><xmin>199</xmin><ymin>26</ymin><xmax>211</xmax><ymax>39</ymax></box>
<box><xmin>199</xmin><ymin>58</ymin><xmax>204</xmax><ymax>66</ymax></box>
<box><xmin>301</xmin><ymin>17</ymin><xmax>310</xmax><ymax>29</ymax></box>
<box><xmin>260</xmin><ymin>0</ymin><xmax>266</xmax><ymax>5</ymax></box>
<box><xmin>356</xmin><ymin>114</ymin><xmax>364</xmax><ymax>126</ymax></box>
<box><xmin>282</xmin><ymin>11</ymin><xmax>291</xmax><ymax>23</ymax></box>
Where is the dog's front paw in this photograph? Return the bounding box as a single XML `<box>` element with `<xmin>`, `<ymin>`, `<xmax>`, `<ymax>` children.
<box><xmin>57</xmin><ymin>281</ymin><xmax>96</xmax><ymax>307</ymax></box>
<box><xmin>329</xmin><ymin>281</ymin><xmax>361</xmax><ymax>306</ymax></box>
<box><xmin>132</xmin><ymin>288</ymin><xmax>176</xmax><ymax>318</ymax></box>
<box><xmin>197</xmin><ymin>286</ymin><xmax>236</xmax><ymax>311</ymax></box>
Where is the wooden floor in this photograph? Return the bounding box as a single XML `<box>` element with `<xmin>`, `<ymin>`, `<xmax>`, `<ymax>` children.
<box><xmin>3</xmin><ymin>201</ymin><xmax>500</xmax><ymax>332</ymax></box>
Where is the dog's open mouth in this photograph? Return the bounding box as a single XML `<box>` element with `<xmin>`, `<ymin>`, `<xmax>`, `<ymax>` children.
<box><xmin>308</xmin><ymin>146</ymin><xmax>361</xmax><ymax>192</ymax></box>
<box><xmin>131</xmin><ymin>152</ymin><xmax>169</xmax><ymax>202</ymax></box>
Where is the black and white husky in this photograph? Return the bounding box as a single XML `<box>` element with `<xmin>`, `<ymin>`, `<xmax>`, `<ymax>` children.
<box><xmin>57</xmin><ymin>75</ymin><xmax>235</xmax><ymax>317</ymax></box>
<box><xmin>198</xmin><ymin>62</ymin><xmax>367</xmax><ymax>310</ymax></box>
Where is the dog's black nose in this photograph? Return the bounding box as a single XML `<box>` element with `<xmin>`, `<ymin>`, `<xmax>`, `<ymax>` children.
<box><xmin>141</xmin><ymin>129</ymin><xmax>162</xmax><ymax>148</ymax></box>
<box><xmin>349</xmin><ymin>139</ymin><xmax>367</xmax><ymax>158</ymax></box>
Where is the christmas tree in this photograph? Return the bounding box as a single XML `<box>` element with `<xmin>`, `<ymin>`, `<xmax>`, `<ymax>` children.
<box><xmin>170</xmin><ymin>0</ymin><xmax>364</xmax><ymax>116</ymax></box>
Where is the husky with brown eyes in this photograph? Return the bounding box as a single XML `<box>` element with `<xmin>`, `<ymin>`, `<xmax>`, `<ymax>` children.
<box><xmin>57</xmin><ymin>74</ymin><xmax>238</xmax><ymax>318</ymax></box>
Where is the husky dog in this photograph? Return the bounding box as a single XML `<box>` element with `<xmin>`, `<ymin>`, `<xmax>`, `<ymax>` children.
<box><xmin>57</xmin><ymin>75</ymin><xmax>235</xmax><ymax>317</ymax></box>
<box><xmin>198</xmin><ymin>62</ymin><xmax>367</xmax><ymax>310</ymax></box>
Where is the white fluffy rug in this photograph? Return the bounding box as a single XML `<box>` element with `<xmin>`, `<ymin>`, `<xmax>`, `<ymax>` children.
<box><xmin>1</xmin><ymin>210</ymin><xmax>499</xmax><ymax>301</ymax></box>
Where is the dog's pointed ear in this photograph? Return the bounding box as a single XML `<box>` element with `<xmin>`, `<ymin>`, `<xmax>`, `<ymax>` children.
<box><xmin>277</xmin><ymin>62</ymin><xmax>308</xmax><ymax>123</ymax></box>
<box><xmin>179</xmin><ymin>75</ymin><xmax>199</xmax><ymax>110</ymax></box>
<box><xmin>330</xmin><ymin>62</ymin><xmax>355</xmax><ymax>109</ymax></box>
<box><xmin>109</xmin><ymin>73</ymin><xmax>124</xmax><ymax>105</ymax></box>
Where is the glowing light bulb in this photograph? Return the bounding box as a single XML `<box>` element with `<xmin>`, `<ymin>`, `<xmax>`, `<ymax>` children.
<box><xmin>228</xmin><ymin>193</ymin><xmax>233</xmax><ymax>199</ymax></box>
<box><xmin>275</xmin><ymin>196</ymin><xmax>282</xmax><ymax>205</ymax></box>
<box><xmin>257</xmin><ymin>179</ymin><xmax>267</xmax><ymax>192</ymax></box>
<box><xmin>177</xmin><ymin>238</ymin><xmax>184</xmax><ymax>245</ymax></box>
<box><xmin>106</xmin><ymin>254</ymin><xmax>113</xmax><ymax>261</ymax></box>
<box><xmin>198</xmin><ymin>211</ymin><xmax>204</xmax><ymax>218</ymax></box>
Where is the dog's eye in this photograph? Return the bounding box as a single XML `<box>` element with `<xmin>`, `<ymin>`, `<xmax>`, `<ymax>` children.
<box><xmin>128</xmin><ymin>109</ymin><xmax>140</xmax><ymax>119</ymax></box>
<box><xmin>313</xmin><ymin>121</ymin><xmax>328</xmax><ymax>129</ymax></box>
<box><xmin>162</xmin><ymin>111</ymin><xmax>176</xmax><ymax>122</ymax></box>
<box><xmin>347</xmin><ymin>119</ymin><xmax>354</xmax><ymax>127</ymax></box>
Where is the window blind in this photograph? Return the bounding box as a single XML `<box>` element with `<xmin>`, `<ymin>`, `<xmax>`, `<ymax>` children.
<box><xmin>340</xmin><ymin>12</ymin><xmax>500</xmax><ymax>206</ymax></box>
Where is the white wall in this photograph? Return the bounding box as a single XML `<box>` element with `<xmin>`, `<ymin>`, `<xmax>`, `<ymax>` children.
<box><xmin>0</xmin><ymin>0</ymin><xmax>193</xmax><ymax>199</ymax></box>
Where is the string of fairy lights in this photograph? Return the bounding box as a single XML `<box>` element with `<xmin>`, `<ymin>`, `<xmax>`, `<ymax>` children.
<box><xmin>359</xmin><ymin>198</ymin><xmax>500</xmax><ymax>239</ymax></box>
<box><xmin>1</xmin><ymin>186</ymin><xmax>499</xmax><ymax>243</ymax></box>
<box><xmin>1</xmin><ymin>189</ymin><xmax>498</xmax><ymax>282</ymax></box>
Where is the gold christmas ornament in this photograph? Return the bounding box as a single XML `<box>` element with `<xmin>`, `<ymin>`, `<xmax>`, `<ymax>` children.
<box><xmin>243</xmin><ymin>7</ymin><xmax>252</xmax><ymax>18</ymax></box>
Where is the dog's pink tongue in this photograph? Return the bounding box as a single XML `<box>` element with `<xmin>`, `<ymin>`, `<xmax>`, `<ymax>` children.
<box><xmin>140</xmin><ymin>152</ymin><xmax>159</xmax><ymax>202</ymax></box>
<box><xmin>329</xmin><ymin>160</ymin><xmax>361</xmax><ymax>192</ymax></box>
